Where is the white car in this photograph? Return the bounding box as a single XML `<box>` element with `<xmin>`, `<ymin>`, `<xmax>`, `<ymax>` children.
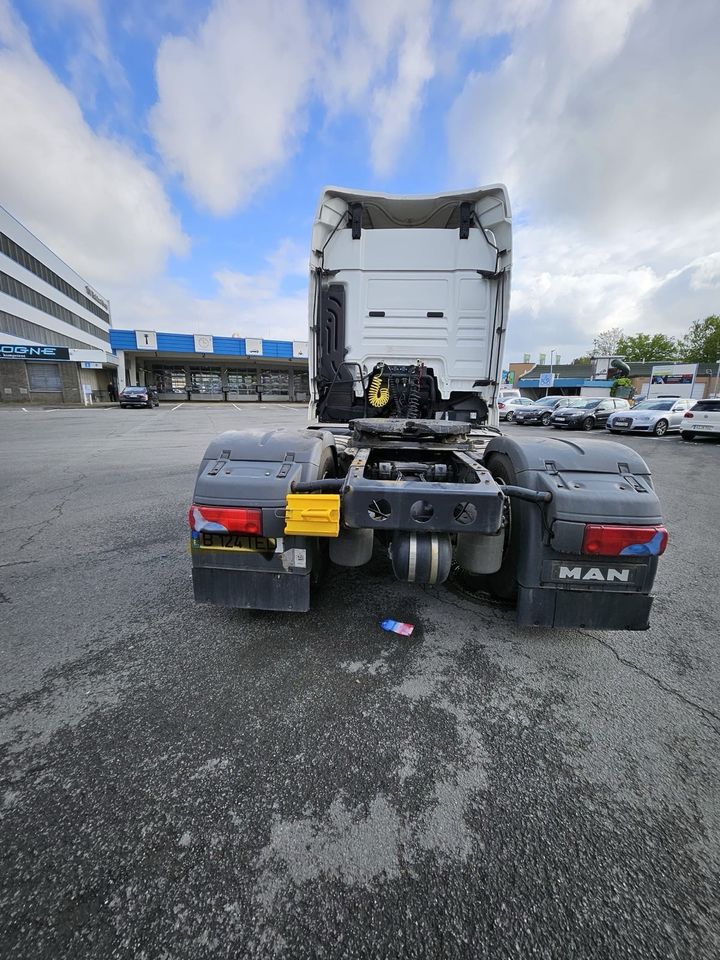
<box><xmin>498</xmin><ymin>388</ymin><xmax>522</xmax><ymax>402</ymax></box>
<box><xmin>497</xmin><ymin>396</ymin><xmax>534</xmax><ymax>421</ymax></box>
<box><xmin>681</xmin><ymin>398</ymin><xmax>720</xmax><ymax>440</ymax></box>
<box><xmin>606</xmin><ymin>398</ymin><xmax>695</xmax><ymax>437</ymax></box>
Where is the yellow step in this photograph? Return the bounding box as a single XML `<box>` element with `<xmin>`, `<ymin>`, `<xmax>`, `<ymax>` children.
<box><xmin>284</xmin><ymin>493</ymin><xmax>341</xmax><ymax>537</ymax></box>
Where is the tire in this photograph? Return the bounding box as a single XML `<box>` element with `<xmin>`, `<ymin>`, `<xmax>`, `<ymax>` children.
<box><xmin>506</xmin><ymin>410</ymin><xmax>514</xmax><ymax>422</ymax></box>
<box><xmin>653</xmin><ymin>419</ymin><xmax>668</xmax><ymax>437</ymax></box>
<box><xmin>541</xmin><ymin>412</ymin><xmax>552</xmax><ymax>426</ymax></box>
<box><xmin>582</xmin><ymin>417</ymin><xmax>594</xmax><ymax>431</ymax></box>
<box><xmin>483</xmin><ymin>453</ymin><xmax>520</xmax><ymax>602</ymax></box>
<box><xmin>681</xmin><ymin>431</ymin><xmax>696</xmax><ymax>441</ymax></box>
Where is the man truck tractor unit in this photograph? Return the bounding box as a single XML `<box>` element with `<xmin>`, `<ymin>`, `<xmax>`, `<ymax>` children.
<box><xmin>189</xmin><ymin>186</ymin><xmax>667</xmax><ymax>629</ymax></box>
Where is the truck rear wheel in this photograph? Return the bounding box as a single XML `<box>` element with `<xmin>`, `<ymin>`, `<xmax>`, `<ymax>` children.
<box><xmin>483</xmin><ymin>453</ymin><xmax>520</xmax><ymax>601</ymax></box>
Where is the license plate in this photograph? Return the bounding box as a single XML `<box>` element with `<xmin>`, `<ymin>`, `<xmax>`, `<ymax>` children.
<box><xmin>555</xmin><ymin>417</ymin><xmax>565</xmax><ymax>422</ymax></box>
<box><xmin>693</xmin><ymin>424</ymin><xmax>713</xmax><ymax>430</ymax></box>
<box><xmin>192</xmin><ymin>532</ymin><xmax>278</xmax><ymax>552</ymax></box>
<box><xmin>615</xmin><ymin>419</ymin><xmax>631</xmax><ymax>426</ymax></box>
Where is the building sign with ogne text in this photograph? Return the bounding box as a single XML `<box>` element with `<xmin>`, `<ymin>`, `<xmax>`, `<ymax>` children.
<box><xmin>0</xmin><ymin>344</ymin><xmax>70</xmax><ymax>361</ymax></box>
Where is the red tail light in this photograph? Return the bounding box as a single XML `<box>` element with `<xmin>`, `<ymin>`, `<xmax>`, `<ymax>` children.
<box><xmin>498</xmin><ymin>402</ymin><xmax>506</xmax><ymax>409</ymax></box>
<box><xmin>683</xmin><ymin>411</ymin><xmax>694</xmax><ymax>418</ymax></box>
<box><xmin>582</xmin><ymin>524</ymin><xmax>668</xmax><ymax>557</ymax></box>
<box><xmin>188</xmin><ymin>505</ymin><xmax>262</xmax><ymax>535</ymax></box>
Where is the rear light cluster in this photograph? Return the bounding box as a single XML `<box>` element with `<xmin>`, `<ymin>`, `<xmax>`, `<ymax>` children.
<box><xmin>683</xmin><ymin>412</ymin><xmax>694</xmax><ymax>418</ymax></box>
<box><xmin>188</xmin><ymin>505</ymin><xmax>262</xmax><ymax>535</ymax></box>
<box><xmin>581</xmin><ymin>524</ymin><xmax>668</xmax><ymax>557</ymax></box>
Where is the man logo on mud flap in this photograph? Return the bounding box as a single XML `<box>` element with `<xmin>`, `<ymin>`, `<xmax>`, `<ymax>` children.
<box><xmin>558</xmin><ymin>566</ymin><xmax>631</xmax><ymax>583</ymax></box>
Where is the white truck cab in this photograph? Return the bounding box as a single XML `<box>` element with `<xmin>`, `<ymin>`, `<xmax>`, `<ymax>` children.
<box><xmin>308</xmin><ymin>186</ymin><xmax>512</xmax><ymax>426</ymax></box>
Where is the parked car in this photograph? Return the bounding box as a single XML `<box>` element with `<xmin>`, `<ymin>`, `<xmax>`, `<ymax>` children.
<box><xmin>498</xmin><ymin>388</ymin><xmax>522</xmax><ymax>402</ymax></box>
<box><xmin>606</xmin><ymin>398</ymin><xmax>694</xmax><ymax>436</ymax></box>
<box><xmin>514</xmin><ymin>395</ymin><xmax>573</xmax><ymax>426</ymax></box>
<box><xmin>681</xmin><ymin>398</ymin><xmax>720</xmax><ymax>440</ymax></box>
<box><xmin>119</xmin><ymin>386</ymin><xmax>160</xmax><ymax>409</ymax></box>
<box><xmin>497</xmin><ymin>396</ymin><xmax>535</xmax><ymax>421</ymax></box>
<box><xmin>550</xmin><ymin>397</ymin><xmax>630</xmax><ymax>430</ymax></box>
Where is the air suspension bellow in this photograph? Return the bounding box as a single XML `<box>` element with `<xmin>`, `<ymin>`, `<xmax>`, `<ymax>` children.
<box><xmin>389</xmin><ymin>532</ymin><xmax>453</xmax><ymax>585</ymax></box>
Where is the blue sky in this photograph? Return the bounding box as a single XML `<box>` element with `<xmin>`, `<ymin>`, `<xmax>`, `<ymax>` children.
<box><xmin>1</xmin><ymin>0</ymin><xmax>718</xmax><ymax>361</ymax></box>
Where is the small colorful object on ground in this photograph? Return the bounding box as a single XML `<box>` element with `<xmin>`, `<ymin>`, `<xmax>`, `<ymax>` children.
<box><xmin>380</xmin><ymin>619</ymin><xmax>414</xmax><ymax>636</ymax></box>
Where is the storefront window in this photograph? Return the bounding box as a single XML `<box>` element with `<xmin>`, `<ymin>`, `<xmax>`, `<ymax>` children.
<box><xmin>190</xmin><ymin>368</ymin><xmax>222</xmax><ymax>394</ymax></box>
<box><xmin>152</xmin><ymin>365</ymin><xmax>187</xmax><ymax>393</ymax></box>
<box><xmin>293</xmin><ymin>370</ymin><xmax>309</xmax><ymax>400</ymax></box>
<box><xmin>226</xmin><ymin>368</ymin><xmax>258</xmax><ymax>395</ymax></box>
<box><xmin>260</xmin><ymin>369</ymin><xmax>289</xmax><ymax>396</ymax></box>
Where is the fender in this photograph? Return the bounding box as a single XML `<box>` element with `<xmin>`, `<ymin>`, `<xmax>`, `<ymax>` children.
<box><xmin>190</xmin><ymin>427</ymin><xmax>337</xmax><ymax>612</ymax></box>
<box><xmin>483</xmin><ymin>434</ymin><xmax>664</xmax><ymax>629</ymax></box>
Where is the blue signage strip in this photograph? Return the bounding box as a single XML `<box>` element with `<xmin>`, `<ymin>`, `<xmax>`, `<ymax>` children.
<box><xmin>109</xmin><ymin>329</ymin><xmax>299</xmax><ymax>360</ymax></box>
<box><xmin>0</xmin><ymin>344</ymin><xmax>70</xmax><ymax>361</ymax></box>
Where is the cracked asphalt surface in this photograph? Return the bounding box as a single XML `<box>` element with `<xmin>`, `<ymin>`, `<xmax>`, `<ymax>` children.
<box><xmin>1</xmin><ymin>403</ymin><xmax>718</xmax><ymax>959</ymax></box>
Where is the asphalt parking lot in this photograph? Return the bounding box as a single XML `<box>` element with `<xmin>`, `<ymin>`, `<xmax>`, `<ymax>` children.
<box><xmin>1</xmin><ymin>404</ymin><xmax>719</xmax><ymax>959</ymax></box>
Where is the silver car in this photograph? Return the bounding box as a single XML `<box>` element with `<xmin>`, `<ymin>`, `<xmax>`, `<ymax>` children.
<box><xmin>606</xmin><ymin>398</ymin><xmax>695</xmax><ymax>437</ymax></box>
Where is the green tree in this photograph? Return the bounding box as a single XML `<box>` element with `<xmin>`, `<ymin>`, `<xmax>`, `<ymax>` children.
<box><xmin>615</xmin><ymin>333</ymin><xmax>678</xmax><ymax>362</ymax></box>
<box><xmin>591</xmin><ymin>327</ymin><xmax>623</xmax><ymax>356</ymax></box>
<box><xmin>677</xmin><ymin>315</ymin><xmax>720</xmax><ymax>363</ymax></box>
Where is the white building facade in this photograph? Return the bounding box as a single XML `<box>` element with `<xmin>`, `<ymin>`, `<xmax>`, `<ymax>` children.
<box><xmin>0</xmin><ymin>205</ymin><xmax>117</xmax><ymax>405</ymax></box>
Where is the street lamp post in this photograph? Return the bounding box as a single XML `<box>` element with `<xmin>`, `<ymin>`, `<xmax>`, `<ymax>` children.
<box><xmin>546</xmin><ymin>349</ymin><xmax>556</xmax><ymax>396</ymax></box>
<box><xmin>714</xmin><ymin>359</ymin><xmax>720</xmax><ymax>397</ymax></box>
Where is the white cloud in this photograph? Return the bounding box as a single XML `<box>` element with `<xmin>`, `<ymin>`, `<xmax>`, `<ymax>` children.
<box><xmin>109</xmin><ymin>280</ymin><xmax>308</xmax><ymax>343</ymax></box>
<box><xmin>106</xmin><ymin>237</ymin><xmax>308</xmax><ymax>340</ymax></box>
<box><xmin>150</xmin><ymin>0</ymin><xmax>316</xmax><ymax>215</ymax></box>
<box><xmin>214</xmin><ymin>238</ymin><xmax>307</xmax><ymax>302</ymax></box>
<box><xmin>323</xmin><ymin>0</ymin><xmax>435</xmax><ymax>176</ymax></box>
<box><xmin>150</xmin><ymin>0</ymin><xmax>437</xmax><ymax>213</ymax></box>
<box><xmin>0</xmin><ymin>2</ymin><xmax>187</xmax><ymax>288</ymax></box>
<box><xmin>44</xmin><ymin>0</ymin><xmax>130</xmax><ymax>108</ymax></box>
<box><xmin>447</xmin><ymin>0</ymin><xmax>720</xmax><ymax>359</ymax></box>
<box><xmin>688</xmin><ymin>253</ymin><xmax>720</xmax><ymax>292</ymax></box>
<box><xmin>451</xmin><ymin>0</ymin><xmax>546</xmax><ymax>36</ymax></box>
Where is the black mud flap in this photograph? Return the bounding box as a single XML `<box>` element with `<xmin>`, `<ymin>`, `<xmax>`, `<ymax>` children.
<box><xmin>193</xmin><ymin>568</ymin><xmax>311</xmax><ymax>613</ymax></box>
<box><xmin>516</xmin><ymin>587</ymin><xmax>653</xmax><ymax>630</ymax></box>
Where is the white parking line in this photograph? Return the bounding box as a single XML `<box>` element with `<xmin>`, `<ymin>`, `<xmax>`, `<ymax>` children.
<box><xmin>171</xmin><ymin>403</ymin><xmax>185</xmax><ymax>412</ymax></box>
<box><xmin>21</xmin><ymin>407</ymin><xmax>29</xmax><ymax>413</ymax></box>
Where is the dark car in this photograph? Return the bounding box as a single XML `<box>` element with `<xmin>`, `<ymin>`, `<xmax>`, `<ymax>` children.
<box><xmin>514</xmin><ymin>395</ymin><xmax>573</xmax><ymax>426</ymax></box>
<box><xmin>550</xmin><ymin>397</ymin><xmax>629</xmax><ymax>431</ymax></box>
<box><xmin>119</xmin><ymin>386</ymin><xmax>160</xmax><ymax>409</ymax></box>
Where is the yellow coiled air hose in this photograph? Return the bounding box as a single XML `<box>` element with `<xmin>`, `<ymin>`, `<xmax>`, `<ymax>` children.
<box><xmin>368</xmin><ymin>373</ymin><xmax>390</xmax><ymax>408</ymax></box>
